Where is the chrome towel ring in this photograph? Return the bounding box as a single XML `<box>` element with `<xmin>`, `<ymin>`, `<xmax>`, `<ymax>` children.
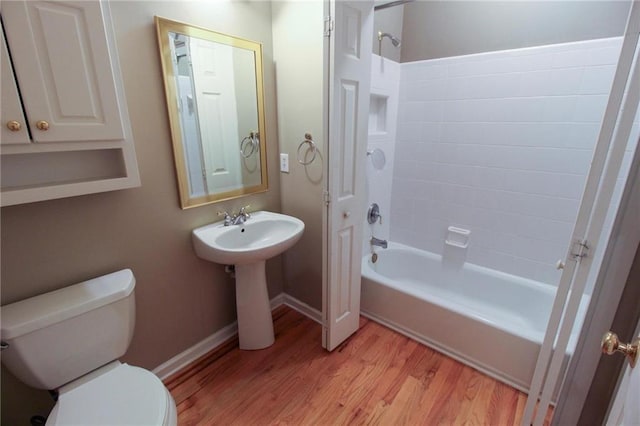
<box><xmin>297</xmin><ymin>132</ymin><xmax>317</xmax><ymax>165</ymax></box>
<box><xmin>240</xmin><ymin>131</ymin><xmax>259</xmax><ymax>158</ymax></box>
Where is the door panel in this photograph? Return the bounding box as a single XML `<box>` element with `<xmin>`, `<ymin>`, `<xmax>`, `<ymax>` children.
<box><xmin>324</xmin><ymin>0</ymin><xmax>373</xmax><ymax>351</ymax></box>
<box><xmin>336</xmin><ymin>227</ymin><xmax>355</xmax><ymax>319</ymax></box>
<box><xmin>1</xmin><ymin>29</ymin><xmax>30</xmax><ymax>145</ymax></box>
<box><xmin>190</xmin><ymin>38</ymin><xmax>241</xmax><ymax>193</ymax></box>
<box><xmin>523</xmin><ymin>3</ymin><xmax>640</xmax><ymax>424</ymax></box>
<box><xmin>339</xmin><ymin>81</ymin><xmax>358</xmax><ymax>196</ymax></box>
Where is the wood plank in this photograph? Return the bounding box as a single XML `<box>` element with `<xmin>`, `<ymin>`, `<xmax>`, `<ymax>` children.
<box><xmin>375</xmin><ymin>375</ymin><xmax>424</xmax><ymax>425</ymax></box>
<box><xmin>165</xmin><ymin>306</ymin><xmax>553</xmax><ymax>425</ymax></box>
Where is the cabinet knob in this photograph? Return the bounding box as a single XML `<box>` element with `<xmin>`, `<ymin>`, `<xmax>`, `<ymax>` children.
<box><xmin>6</xmin><ymin>120</ymin><xmax>22</xmax><ymax>132</ymax></box>
<box><xmin>36</xmin><ymin>120</ymin><xmax>49</xmax><ymax>131</ymax></box>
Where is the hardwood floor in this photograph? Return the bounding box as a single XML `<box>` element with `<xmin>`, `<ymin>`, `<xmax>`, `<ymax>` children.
<box><xmin>165</xmin><ymin>306</ymin><xmax>550</xmax><ymax>425</ymax></box>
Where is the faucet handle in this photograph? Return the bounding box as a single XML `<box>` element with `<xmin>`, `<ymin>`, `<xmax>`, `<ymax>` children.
<box><xmin>238</xmin><ymin>205</ymin><xmax>251</xmax><ymax>217</ymax></box>
<box><xmin>367</xmin><ymin>203</ymin><xmax>382</xmax><ymax>225</ymax></box>
<box><xmin>218</xmin><ymin>210</ymin><xmax>233</xmax><ymax>226</ymax></box>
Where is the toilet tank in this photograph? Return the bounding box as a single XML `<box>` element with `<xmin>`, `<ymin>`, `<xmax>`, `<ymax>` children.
<box><xmin>0</xmin><ymin>269</ymin><xmax>136</xmax><ymax>390</ymax></box>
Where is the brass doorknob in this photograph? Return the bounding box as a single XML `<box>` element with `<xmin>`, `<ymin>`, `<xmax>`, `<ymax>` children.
<box><xmin>36</xmin><ymin>120</ymin><xmax>49</xmax><ymax>131</ymax></box>
<box><xmin>6</xmin><ymin>120</ymin><xmax>21</xmax><ymax>132</ymax></box>
<box><xmin>601</xmin><ymin>331</ymin><xmax>639</xmax><ymax>368</ymax></box>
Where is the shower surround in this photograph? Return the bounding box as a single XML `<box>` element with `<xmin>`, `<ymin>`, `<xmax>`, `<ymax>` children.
<box><xmin>371</xmin><ymin>36</ymin><xmax>637</xmax><ymax>286</ymax></box>
<box><xmin>363</xmin><ymin>36</ymin><xmax>638</xmax><ymax>395</ymax></box>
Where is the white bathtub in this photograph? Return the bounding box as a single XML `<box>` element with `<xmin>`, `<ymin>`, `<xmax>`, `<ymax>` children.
<box><xmin>361</xmin><ymin>242</ymin><xmax>589</xmax><ymax>398</ymax></box>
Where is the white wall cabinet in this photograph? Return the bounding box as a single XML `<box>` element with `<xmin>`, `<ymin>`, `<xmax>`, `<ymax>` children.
<box><xmin>0</xmin><ymin>0</ymin><xmax>140</xmax><ymax>206</ymax></box>
<box><xmin>1</xmin><ymin>30</ymin><xmax>30</xmax><ymax>146</ymax></box>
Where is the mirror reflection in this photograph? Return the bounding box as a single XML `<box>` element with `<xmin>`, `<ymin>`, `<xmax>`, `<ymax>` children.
<box><xmin>155</xmin><ymin>17</ymin><xmax>268</xmax><ymax>208</ymax></box>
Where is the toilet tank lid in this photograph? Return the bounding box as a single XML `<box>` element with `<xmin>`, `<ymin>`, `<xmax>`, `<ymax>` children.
<box><xmin>1</xmin><ymin>269</ymin><xmax>135</xmax><ymax>340</ymax></box>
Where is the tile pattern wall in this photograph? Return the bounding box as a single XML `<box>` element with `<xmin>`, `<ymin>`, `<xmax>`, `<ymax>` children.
<box><xmin>391</xmin><ymin>37</ymin><xmax>638</xmax><ymax>285</ymax></box>
<box><xmin>365</xmin><ymin>54</ymin><xmax>400</xmax><ymax>252</ymax></box>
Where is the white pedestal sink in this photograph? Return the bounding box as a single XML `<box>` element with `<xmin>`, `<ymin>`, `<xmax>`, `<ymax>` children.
<box><xmin>192</xmin><ymin>211</ymin><xmax>304</xmax><ymax>350</ymax></box>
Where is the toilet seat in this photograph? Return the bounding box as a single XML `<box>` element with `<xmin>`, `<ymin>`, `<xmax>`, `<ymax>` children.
<box><xmin>46</xmin><ymin>362</ymin><xmax>177</xmax><ymax>426</ymax></box>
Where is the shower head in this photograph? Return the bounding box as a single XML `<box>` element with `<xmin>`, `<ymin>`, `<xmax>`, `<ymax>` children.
<box><xmin>378</xmin><ymin>31</ymin><xmax>401</xmax><ymax>47</ymax></box>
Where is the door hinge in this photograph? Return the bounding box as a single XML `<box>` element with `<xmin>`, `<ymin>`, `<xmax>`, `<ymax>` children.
<box><xmin>570</xmin><ymin>239</ymin><xmax>590</xmax><ymax>261</ymax></box>
<box><xmin>323</xmin><ymin>191</ymin><xmax>331</xmax><ymax>206</ymax></box>
<box><xmin>324</xmin><ymin>16</ymin><xmax>334</xmax><ymax>37</ymax></box>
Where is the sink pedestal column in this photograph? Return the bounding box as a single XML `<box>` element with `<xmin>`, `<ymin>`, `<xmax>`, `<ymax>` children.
<box><xmin>234</xmin><ymin>260</ymin><xmax>275</xmax><ymax>350</ymax></box>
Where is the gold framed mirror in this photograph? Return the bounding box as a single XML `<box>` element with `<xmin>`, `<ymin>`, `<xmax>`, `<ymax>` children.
<box><xmin>155</xmin><ymin>16</ymin><xmax>268</xmax><ymax>208</ymax></box>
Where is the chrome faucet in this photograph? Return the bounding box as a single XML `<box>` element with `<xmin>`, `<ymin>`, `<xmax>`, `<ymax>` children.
<box><xmin>370</xmin><ymin>236</ymin><xmax>388</xmax><ymax>249</ymax></box>
<box><xmin>218</xmin><ymin>206</ymin><xmax>251</xmax><ymax>226</ymax></box>
<box><xmin>232</xmin><ymin>206</ymin><xmax>251</xmax><ymax>225</ymax></box>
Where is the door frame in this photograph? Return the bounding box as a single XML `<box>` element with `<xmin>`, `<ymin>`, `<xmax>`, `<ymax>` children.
<box><xmin>552</xmin><ymin>144</ymin><xmax>640</xmax><ymax>424</ymax></box>
<box><xmin>524</xmin><ymin>2</ymin><xmax>640</xmax><ymax>422</ymax></box>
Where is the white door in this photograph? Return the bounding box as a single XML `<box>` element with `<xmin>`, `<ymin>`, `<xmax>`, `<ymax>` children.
<box><xmin>523</xmin><ymin>3</ymin><xmax>640</xmax><ymax>424</ymax></box>
<box><xmin>323</xmin><ymin>0</ymin><xmax>374</xmax><ymax>351</ymax></box>
<box><xmin>189</xmin><ymin>38</ymin><xmax>241</xmax><ymax>193</ymax></box>
<box><xmin>549</xmin><ymin>126</ymin><xmax>640</xmax><ymax>424</ymax></box>
<box><xmin>2</xmin><ymin>1</ymin><xmax>125</xmax><ymax>142</ymax></box>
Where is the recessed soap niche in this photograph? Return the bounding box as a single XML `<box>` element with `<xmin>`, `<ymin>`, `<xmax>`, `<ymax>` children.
<box><xmin>368</xmin><ymin>94</ymin><xmax>388</xmax><ymax>135</ymax></box>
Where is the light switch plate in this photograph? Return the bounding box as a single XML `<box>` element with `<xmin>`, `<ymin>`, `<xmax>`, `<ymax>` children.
<box><xmin>280</xmin><ymin>153</ymin><xmax>289</xmax><ymax>173</ymax></box>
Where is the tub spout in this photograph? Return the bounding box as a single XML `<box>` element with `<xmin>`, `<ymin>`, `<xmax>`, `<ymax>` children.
<box><xmin>371</xmin><ymin>237</ymin><xmax>388</xmax><ymax>249</ymax></box>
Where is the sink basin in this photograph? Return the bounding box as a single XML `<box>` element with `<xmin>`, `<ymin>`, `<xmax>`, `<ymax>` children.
<box><xmin>192</xmin><ymin>211</ymin><xmax>304</xmax><ymax>265</ymax></box>
<box><xmin>192</xmin><ymin>211</ymin><xmax>305</xmax><ymax>350</ymax></box>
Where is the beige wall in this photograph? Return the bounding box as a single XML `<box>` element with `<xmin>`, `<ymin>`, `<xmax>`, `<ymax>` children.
<box><xmin>372</xmin><ymin>5</ymin><xmax>404</xmax><ymax>62</ymax></box>
<box><xmin>233</xmin><ymin>49</ymin><xmax>262</xmax><ymax>187</ymax></box>
<box><xmin>271</xmin><ymin>1</ymin><xmax>326</xmax><ymax>311</ymax></box>
<box><xmin>1</xmin><ymin>1</ymin><xmax>282</xmax><ymax>424</ymax></box>
<box><xmin>401</xmin><ymin>1</ymin><xmax>631</xmax><ymax>62</ymax></box>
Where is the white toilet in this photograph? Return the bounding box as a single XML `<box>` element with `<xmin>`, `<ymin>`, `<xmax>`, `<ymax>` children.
<box><xmin>1</xmin><ymin>269</ymin><xmax>178</xmax><ymax>425</ymax></box>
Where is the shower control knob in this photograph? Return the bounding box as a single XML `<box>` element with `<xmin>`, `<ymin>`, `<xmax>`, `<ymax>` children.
<box><xmin>556</xmin><ymin>260</ymin><xmax>565</xmax><ymax>270</ymax></box>
<box><xmin>367</xmin><ymin>203</ymin><xmax>382</xmax><ymax>224</ymax></box>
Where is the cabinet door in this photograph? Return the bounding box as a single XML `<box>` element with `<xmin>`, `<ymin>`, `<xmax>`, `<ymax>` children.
<box><xmin>1</xmin><ymin>28</ymin><xmax>30</xmax><ymax>145</ymax></box>
<box><xmin>2</xmin><ymin>1</ymin><xmax>125</xmax><ymax>143</ymax></box>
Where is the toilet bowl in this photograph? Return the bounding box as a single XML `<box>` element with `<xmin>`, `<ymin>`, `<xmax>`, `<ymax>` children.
<box><xmin>46</xmin><ymin>362</ymin><xmax>177</xmax><ymax>425</ymax></box>
<box><xmin>0</xmin><ymin>269</ymin><xmax>178</xmax><ymax>425</ymax></box>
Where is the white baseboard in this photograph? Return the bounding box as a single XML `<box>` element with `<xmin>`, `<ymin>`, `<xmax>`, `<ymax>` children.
<box><xmin>270</xmin><ymin>293</ymin><xmax>285</xmax><ymax>310</ymax></box>
<box><xmin>282</xmin><ymin>293</ymin><xmax>323</xmax><ymax>324</ymax></box>
<box><xmin>153</xmin><ymin>292</ymin><xmax>318</xmax><ymax>381</ymax></box>
<box><xmin>152</xmin><ymin>319</ymin><xmax>238</xmax><ymax>381</ymax></box>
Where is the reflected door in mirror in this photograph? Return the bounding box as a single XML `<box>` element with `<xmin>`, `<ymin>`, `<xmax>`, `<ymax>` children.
<box><xmin>156</xmin><ymin>17</ymin><xmax>268</xmax><ymax>208</ymax></box>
